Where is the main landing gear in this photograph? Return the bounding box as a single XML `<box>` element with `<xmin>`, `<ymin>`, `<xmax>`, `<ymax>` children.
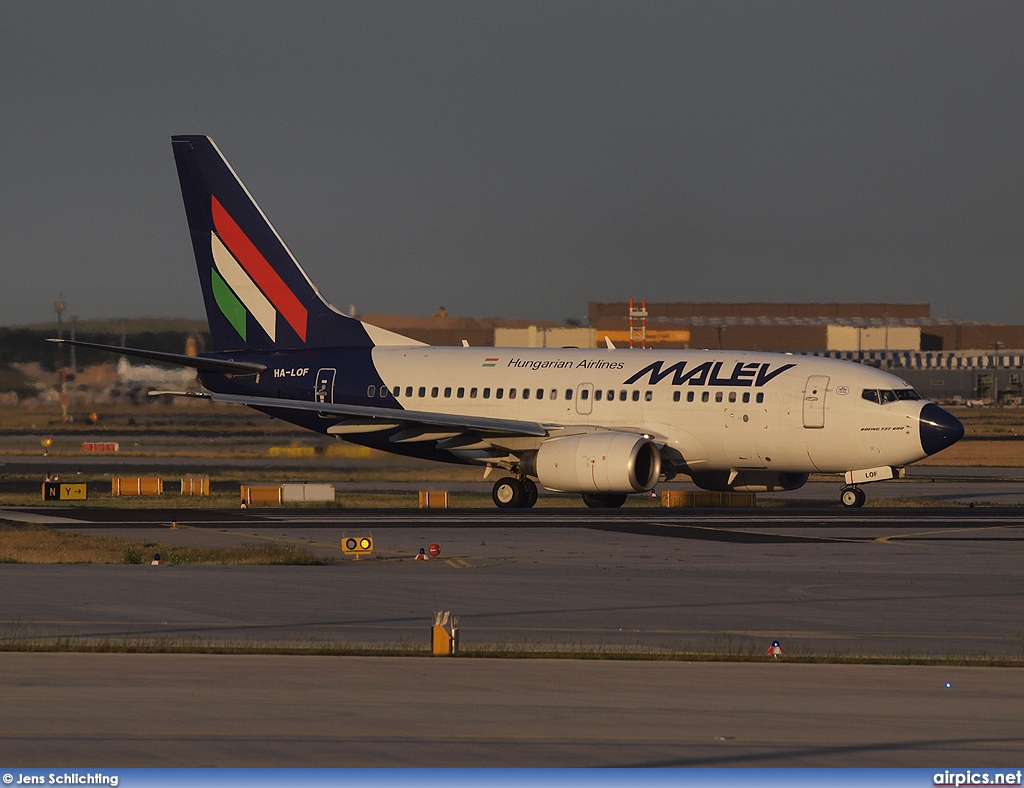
<box><xmin>492</xmin><ymin>476</ymin><xmax>539</xmax><ymax>509</ymax></box>
<box><xmin>840</xmin><ymin>486</ymin><xmax>866</xmax><ymax>508</ymax></box>
<box><xmin>581</xmin><ymin>493</ymin><xmax>627</xmax><ymax>509</ymax></box>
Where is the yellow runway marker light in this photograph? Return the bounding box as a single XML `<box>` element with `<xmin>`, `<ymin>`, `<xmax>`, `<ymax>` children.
<box><xmin>342</xmin><ymin>535</ymin><xmax>374</xmax><ymax>559</ymax></box>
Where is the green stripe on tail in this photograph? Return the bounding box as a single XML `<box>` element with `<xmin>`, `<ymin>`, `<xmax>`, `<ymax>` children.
<box><xmin>212</xmin><ymin>269</ymin><xmax>247</xmax><ymax>341</ymax></box>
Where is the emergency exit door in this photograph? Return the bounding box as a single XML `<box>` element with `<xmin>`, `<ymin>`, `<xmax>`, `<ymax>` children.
<box><xmin>315</xmin><ymin>368</ymin><xmax>336</xmax><ymax>418</ymax></box>
<box><xmin>802</xmin><ymin>375</ymin><xmax>829</xmax><ymax>429</ymax></box>
<box><xmin>576</xmin><ymin>383</ymin><xmax>594</xmax><ymax>415</ymax></box>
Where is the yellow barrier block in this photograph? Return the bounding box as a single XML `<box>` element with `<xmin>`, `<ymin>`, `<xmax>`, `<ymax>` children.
<box><xmin>268</xmin><ymin>446</ymin><xmax>316</xmax><ymax>457</ymax></box>
<box><xmin>660</xmin><ymin>490</ymin><xmax>756</xmax><ymax>508</ymax></box>
<box><xmin>432</xmin><ymin>625</ymin><xmax>452</xmax><ymax>655</ymax></box>
<box><xmin>661</xmin><ymin>490</ymin><xmax>692</xmax><ymax>507</ymax></box>
<box><xmin>729</xmin><ymin>493</ymin><xmax>755</xmax><ymax>508</ymax></box>
<box><xmin>418</xmin><ymin>490</ymin><xmax>449</xmax><ymax>508</ymax></box>
<box><xmin>111</xmin><ymin>477</ymin><xmax>163</xmax><ymax>496</ymax></box>
<box><xmin>241</xmin><ymin>484</ymin><xmax>283</xmax><ymax>505</ymax></box>
<box><xmin>693</xmin><ymin>491</ymin><xmax>722</xmax><ymax>508</ymax></box>
<box><xmin>180</xmin><ymin>475</ymin><xmax>210</xmax><ymax>496</ymax></box>
<box><xmin>325</xmin><ymin>444</ymin><xmax>374</xmax><ymax>458</ymax></box>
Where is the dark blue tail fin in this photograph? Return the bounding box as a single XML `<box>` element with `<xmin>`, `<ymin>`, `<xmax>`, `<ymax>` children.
<box><xmin>172</xmin><ymin>135</ymin><xmax>417</xmax><ymax>352</ymax></box>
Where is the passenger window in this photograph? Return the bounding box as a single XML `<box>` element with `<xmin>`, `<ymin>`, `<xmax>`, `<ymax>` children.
<box><xmin>715</xmin><ymin>392</ymin><xmax>723</xmax><ymax>403</ymax></box>
<box><xmin>418</xmin><ymin>387</ymin><xmax>426</xmax><ymax>397</ymax></box>
<box><xmin>444</xmin><ymin>387</ymin><xmax>452</xmax><ymax>398</ymax></box>
<box><xmin>405</xmin><ymin>387</ymin><xmax>413</xmax><ymax>397</ymax></box>
<box><xmin>687</xmin><ymin>391</ymin><xmax>695</xmax><ymax>402</ymax></box>
<box><xmin>456</xmin><ymin>387</ymin><xmax>465</xmax><ymax>398</ymax></box>
<box><xmin>756</xmin><ymin>392</ymin><xmax>764</xmax><ymax>403</ymax></box>
<box><xmin>727</xmin><ymin>392</ymin><xmax>735</xmax><ymax>403</ymax></box>
<box><xmin>644</xmin><ymin>391</ymin><xmax>653</xmax><ymax>402</ymax></box>
<box><xmin>496</xmin><ymin>388</ymin><xmax>504</xmax><ymax>399</ymax></box>
<box><xmin>509</xmin><ymin>389</ymin><xmax>517</xmax><ymax>399</ymax></box>
<box><xmin>522</xmin><ymin>388</ymin><xmax>530</xmax><ymax>400</ymax></box>
<box><xmin>367</xmin><ymin>385</ymin><xmax>376</xmax><ymax>398</ymax></box>
<box><xmin>594</xmin><ymin>390</ymin><xmax>602</xmax><ymax>401</ymax></box>
<box><xmin>431</xmin><ymin>387</ymin><xmax>439</xmax><ymax>398</ymax></box>
<box><xmin>393</xmin><ymin>386</ymin><xmax>400</xmax><ymax>397</ymax></box>
<box><xmin>742</xmin><ymin>392</ymin><xmax>750</xmax><ymax>403</ymax></box>
<box><xmin>551</xmin><ymin>389</ymin><xmax>559</xmax><ymax>401</ymax></box>
<box><xmin>483</xmin><ymin>388</ymin><xmax>490</xmax><ymax>399</ymax></box>
<box><xmin>380</xmin><ymin>387</ymin><xmax>388</xmax><ymax>398</ymax></box>
<box><xmin>537</xmin><ymin>388</ymin><xmax>544</xmax><ymax>400</ymax></box>
<box><xmin>673</xmin><ymin>391</ymin><xmax>680</xmax><ymax>402</ymax></box>
<box><xmin>470</xmin><ymin>387</ymin><xmax>478</xmax><ymax>398</ymax></box>
<box><xmin>581</xmin><ymin>389</ymin><xmax>589</xmax><ymax>401</ymax></box>
<box><xmin>609</xmin><ymin>390</ymin><xmax>616</xmax><ymax>401</ymax></box>
<box><xmin>565</xmin><ymin>389</ymin><xmax>573</xmax><ymax>400</ymax></box>
<box><xmin>702</xmin><ymin>391</ymin><xmax>709</xmax><ymax>403</ymax></box>
<box><xmin>631</xmin><ymin>390</ymin><xmax>640</xmax><ymax>402</ymax></box>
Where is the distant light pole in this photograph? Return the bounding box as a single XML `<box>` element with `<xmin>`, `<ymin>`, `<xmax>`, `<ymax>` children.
<box><xmin>54</xmin><ymin>295</ymin><xmax>66</xmax><ymax>368</ymax></box>
<box><xmin>69</xmin><ymin>315</ymin><xmax>77</xmax><ymax>370</ymax></box>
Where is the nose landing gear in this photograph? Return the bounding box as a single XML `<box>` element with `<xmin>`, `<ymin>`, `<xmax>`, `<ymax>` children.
<box><xmin>840</xmin><ymin>486</ymin><xmax>866</xmax><ymax>508</ymax></box>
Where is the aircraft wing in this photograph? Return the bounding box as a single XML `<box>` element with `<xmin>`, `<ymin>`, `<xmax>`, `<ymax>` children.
<box><xmin>156</xmin><ymin>390</ymin><xmax>550</xmax><ymax>438</ymax></box>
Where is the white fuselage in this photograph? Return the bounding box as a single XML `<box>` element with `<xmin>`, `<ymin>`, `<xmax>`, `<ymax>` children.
<box><xmin>362</xmin><ymin>346</ymin><xmax>933</xmax><ymax>475</ymax></box>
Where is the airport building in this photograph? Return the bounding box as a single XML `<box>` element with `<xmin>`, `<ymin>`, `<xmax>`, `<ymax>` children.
<box><xmin>366</xmin><ymin>301</ymin><xmax>1024</xmax><ymax>404</ymax></box>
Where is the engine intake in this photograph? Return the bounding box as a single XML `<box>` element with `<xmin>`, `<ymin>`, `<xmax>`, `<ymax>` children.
<box><xmin>529</xmin><ymin>432</ymin><xmax>661</xmax><ymax>494</ymax></box>
<box><xmin>689</xmin><ymin>471</ymin><xmax>808</xmax><ymax>493</ymax></box>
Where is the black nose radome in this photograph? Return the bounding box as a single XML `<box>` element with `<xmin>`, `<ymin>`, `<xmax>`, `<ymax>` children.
<box><xmin>919</xmin><ymin>403</ymin><xmax>964</xmax><ymax>456</ymax></box>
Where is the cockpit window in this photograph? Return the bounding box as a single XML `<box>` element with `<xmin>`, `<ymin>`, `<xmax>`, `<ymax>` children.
<box><xmin>863</xmin><ymin>387</ymin><xmax>922</xmax><ymax>405</ymax></box>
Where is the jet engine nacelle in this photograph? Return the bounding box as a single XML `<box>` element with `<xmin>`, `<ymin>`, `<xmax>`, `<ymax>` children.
<box><xmin>528</xmin><ymin>432</ymin><xmax>662</xmax><ymax>494</ymax></box>
<box><xmin>689</xmin><ymin>471</ymin><xmax>809</xmax><ymax>493</ymax></box>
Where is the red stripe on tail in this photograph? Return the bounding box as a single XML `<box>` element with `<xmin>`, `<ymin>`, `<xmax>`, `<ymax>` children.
<box><xmin>211</xmin><ymin>196</ymin><xmax>308</xmax><ymax>342</ymax></box>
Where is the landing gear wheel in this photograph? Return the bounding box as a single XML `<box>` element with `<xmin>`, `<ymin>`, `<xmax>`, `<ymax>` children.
<box><xmin>840</xmin><ymin>486</ymin><xmax>866</xmax><ymax>508</ymax></box>
<box><xmin>522</xmin><ymin>478</ymin><xmax>539</xmax><ymax>508</ymax></box>
<box><xmin>582</xmin><ymin>492</ymin><xmax>628</xmax><ymax>509</ymax></box>
<box><xmin>492</xmin><ymin>477</ymin><xmax>525</xmax><ymax>508</ymax></box>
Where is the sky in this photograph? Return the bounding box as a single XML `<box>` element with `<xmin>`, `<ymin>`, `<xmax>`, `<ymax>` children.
<box><xmin>2</xmin><ymin>1</ymin><xmax>1023</xmax><ymax>327</ymax></box>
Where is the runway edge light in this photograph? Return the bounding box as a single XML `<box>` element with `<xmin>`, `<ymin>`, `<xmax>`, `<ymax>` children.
<box><xmin>342</xmin><ymin>534</ymin><xmax>374</xmax><ymax>559</ymax></box>
<box><xmin>766</xmin><ymin>640</ymin><xmax>785</xmax><ymax>658</ymax></box>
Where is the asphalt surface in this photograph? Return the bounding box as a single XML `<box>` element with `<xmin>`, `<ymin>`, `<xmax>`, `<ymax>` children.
<box><xmin>3</xmin><ymin>506</ymin><xmax>1024</xmax><ymax>656</ymax></box>
<box><xmin>2</xmin><ymin>654</ymin><xmax>1022</xmax><ymax>767</ymax></box>
<box><xmin>3</xmin><ymin>503</ymin><xmax>1024</xmax><ymax>766</ymax></box>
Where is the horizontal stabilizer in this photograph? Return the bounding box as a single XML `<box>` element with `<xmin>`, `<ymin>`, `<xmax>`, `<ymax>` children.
<box><xmin>47</xmin><ymin>339</ymin><xmax>266</xmax><ymax>375</ymax></box>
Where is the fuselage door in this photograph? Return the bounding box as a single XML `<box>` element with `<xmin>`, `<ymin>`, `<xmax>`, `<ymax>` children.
<box><xmin>315</xmin><ymin>368</ymin><xmax>336</xmax><ymax>418</ymax></box>
<box><xmin>576</xmin><ymin>383</ymin><xmax>594</xmax><ymax>415</ymax></box>
<box><xmin>802</xmin><ymin>375</ymin><xmax>829</xmax><ymax>429</ymax></box>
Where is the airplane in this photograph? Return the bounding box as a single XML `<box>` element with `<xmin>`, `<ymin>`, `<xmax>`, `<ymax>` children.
<box><xmin>53</xmin><ymin>135</ymin><xmax>965</xmax><ymax>509</ymax></box>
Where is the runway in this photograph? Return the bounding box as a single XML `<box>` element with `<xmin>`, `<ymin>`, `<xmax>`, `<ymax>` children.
<box><xmin>2</xmin><ymin>653</ymin><xmax>1022</xmax><ymax>767</ymax></box>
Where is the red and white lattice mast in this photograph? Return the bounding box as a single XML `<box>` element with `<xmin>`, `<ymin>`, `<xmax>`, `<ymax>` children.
<box><xmin>629</xmin><ymin>297</ymin><xmax>648</xmax><ymax>349</ymax></box>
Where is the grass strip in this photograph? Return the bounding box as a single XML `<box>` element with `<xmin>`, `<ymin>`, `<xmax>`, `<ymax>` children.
<box><xmin>0</xmin><ymin>635</ymin><xmax>1020</xmax><ymax>666</ymax></box>
<box><xmin>0</xmin><ymin>522</ymin><xmax>322</xmax><ymax>565</ymax></box>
